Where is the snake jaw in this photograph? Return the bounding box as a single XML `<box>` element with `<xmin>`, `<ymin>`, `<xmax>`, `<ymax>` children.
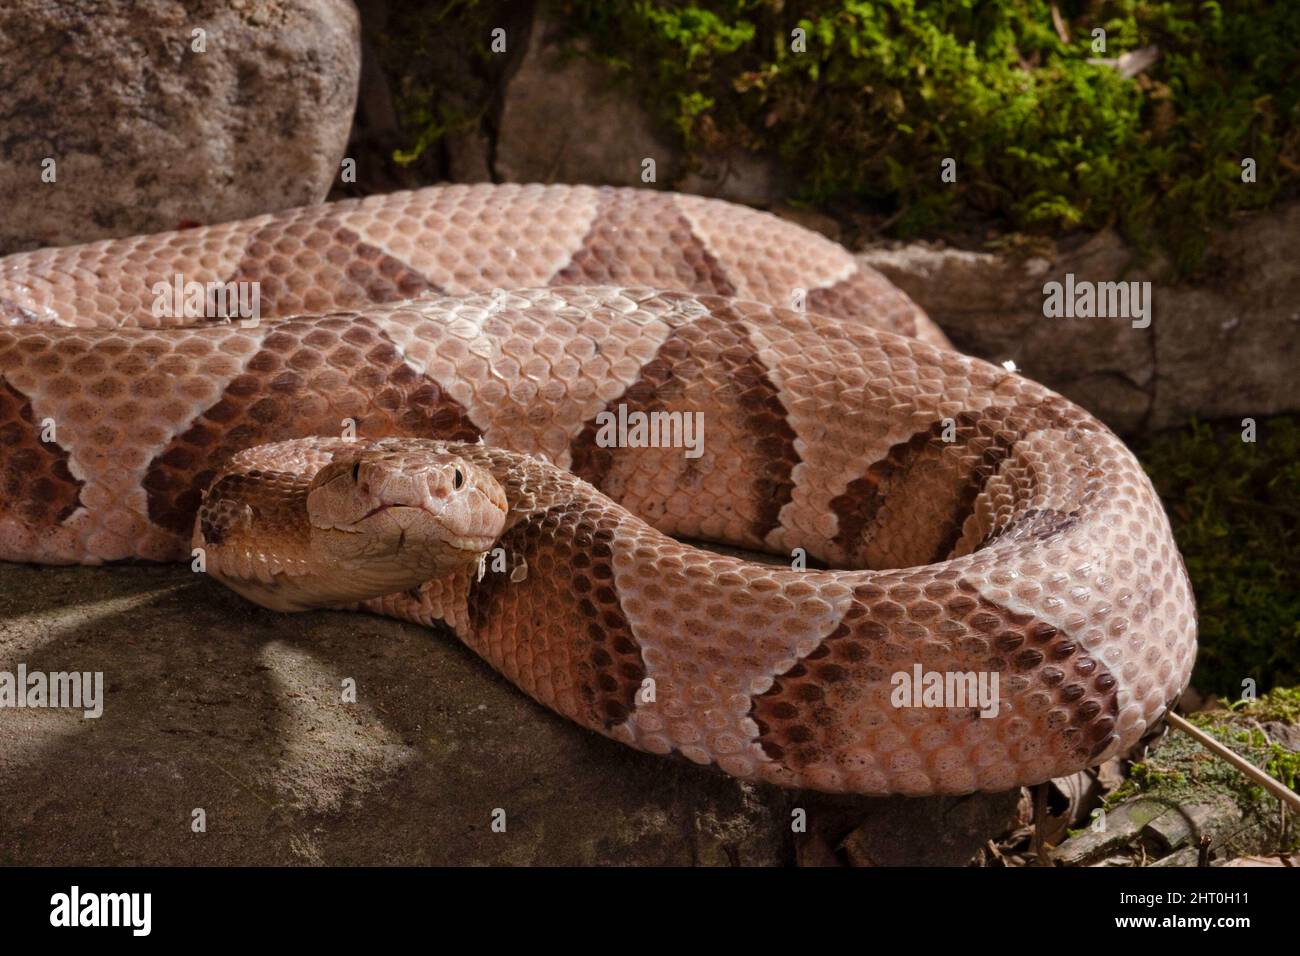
<box><xmin>352</xmin><ymin>503</ymin><xmax>500</xmax><ymax>556</ymax></box>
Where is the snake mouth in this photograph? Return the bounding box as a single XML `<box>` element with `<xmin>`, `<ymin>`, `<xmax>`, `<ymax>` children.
<box><xmin>349</xmin><ymin>503</ymin><xmax>496</xmax><ymax>554</ymax></box>
<box><xmin>352</xmin><ymin>502</ymin><xmax>423</xmax><ymax>524</ymax></box>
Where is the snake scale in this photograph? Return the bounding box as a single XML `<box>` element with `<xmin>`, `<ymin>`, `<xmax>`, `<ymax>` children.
<box><xmin>0</xmin><ymin>183</ymin><xmax>1196</xmax><ymax>795</ymax></box>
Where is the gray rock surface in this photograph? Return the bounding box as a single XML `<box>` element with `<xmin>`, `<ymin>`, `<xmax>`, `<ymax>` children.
<box><xmin>495</xmin><ymin>13</ymin><xmax>783</xmax><ymax>207</ymax></box>
<box><xmin>858</xmin><ymin>203</ymin><xmax>1300</xmax><ymax>433</ymax></box>
<box><xmin>0</xmin><ymin>0</ymin><xmax>360</xmax><ymax>254</ymax></box>
<box><xmin>495</xmin><ymin>13</ymin><xmax>677</xmax><ymax>190</ymax></box>
<box><xmin>677</xmin><ymin>149</ymin><xmax>785</xmax><ymax>208</ymax></box>
<box><xmin>0</xmin><ymin>560</ymin><xmax>1019</xmax><ymax>865</ymax></box>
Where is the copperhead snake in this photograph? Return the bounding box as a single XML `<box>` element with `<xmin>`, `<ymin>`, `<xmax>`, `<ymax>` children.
<box><xmin>0</xmin><ymin>183</ymin><xmax>1196</xmax><ymax>795</ymax></box>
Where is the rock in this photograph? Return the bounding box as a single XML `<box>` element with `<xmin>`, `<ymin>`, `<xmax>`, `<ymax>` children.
<box><xmin>1055</xmin><ymin>796</ymin><xmax>1245</xmax><ymax>866</ymax></box>
<box><xmin>0</xmin><ymin>0</ymin><xmax>361</xmax><ymax>254</ymax></box>
<box><xmin>1154</xmin><ymin>204</ymin><xmax>1300</xmax><ymax>428</ymax></box>
<box><xmin>678</xmin><ymin>149</ymin><xmax>785</xmax><ymax>208</ymax></box>
<box><xmin>1149</xmin><ymin>847</ymin><xmax>1200</xmax><ymax>867</ymax></box>
<box><xmin>857</xmin><ymin>202</ymin><xmax>1300</xmax><ymax>433</ymax></box>
<box><xmin>0</xmin><ymin>559</ymin><xmax>910</xmax><ymax>865</ymax></box>
<box><xmin>832</xmin><ymin>790</ymin><xmax>1023</xmax><ymax>867</ymax></box>
<box><xmin>445</xmin><ymin>128</ymin><xmax>493</xmax><ymax>184</ymax></box>
<box><xmin>495</xmin><ymin>12</ymin><xmax>784</xmax><ymax>206</ymax></box>
<box><xmin>1261</xmin><ymin>721</ymin><xmax>1300</xmax><ymax>753</ymax></box>
<box><xmin>858</xmin><ymin>232</ymin><xmax>1155</xmax><ymax>433</ymax></box>
<box><xmin>1142</xmin><ymin>799</ymin><xmax>1241</xmax><ymax>854</ymax></box>
<box><xmin>1051</xmin><ymin>798</ymin><xmax>1171</xmax><ymax>866</ymax></box>
<box><xmin>495</xmin><ymin>13</ymin><xmax>678</xmax><ymax>188</ymax></box>
<box><xmin>771</xmin><ymin>203</ymin><xmax>842</xmax><ymax>242</ymax></box>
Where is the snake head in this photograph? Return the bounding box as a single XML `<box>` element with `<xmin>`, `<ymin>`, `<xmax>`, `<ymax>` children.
<box><xmin>305</xmin><ymin>446</ymin><xmax>507</xmax><ymax>594</ymax></box>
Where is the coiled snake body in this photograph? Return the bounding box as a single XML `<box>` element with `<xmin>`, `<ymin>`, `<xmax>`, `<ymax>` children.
<box><xmin>0</xmin><ymin>184</ymin><xmax>1196</xmax><ymax>794</ymax></box>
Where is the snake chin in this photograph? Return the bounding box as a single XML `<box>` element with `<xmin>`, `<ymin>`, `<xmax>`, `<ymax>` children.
<box><xmin>342</xmin><ymin>505</ymin><xmax>499</xmax><ymax>564</ymax></box>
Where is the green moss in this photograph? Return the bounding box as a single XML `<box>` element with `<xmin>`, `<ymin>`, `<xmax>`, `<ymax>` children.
<box><xmin>1132</xmin><ymin>416</ymin><xmax>1300</xmax><ymax>696</ymax></box>
<box><xmin>1104</xmin><ymin>690</ymin><xmax>1299</xmax><ymax>832</ymax></box>
<box><xmin>555</xmin><ymin>0</ymin><xmax>1300</xmax><ymax>271</ymax></box>
<box><xmin>1226</xmin><ymin>686</ymin><xmax>1300</xmax><ymax>725</ymax></box>
<box><xmin>1102</xmin><ymin>760</ymin><xmax>1186</xmax><ymax>808</ymax></box>
<box><xmin>1194</xmin><ymin>691</ymin><xmax>1300</xmax><ymax>797</ymax></box>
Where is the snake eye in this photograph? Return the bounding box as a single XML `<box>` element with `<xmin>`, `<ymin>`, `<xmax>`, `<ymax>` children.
<box><xmin>351</xmin><ymin>461</ymin><xmax>362</xmax><ymax>483</ymax></box>
<box><xmin>452</xmin><ymin>467</ymin><xmax>464</xmax><ymax>490</ymax></box>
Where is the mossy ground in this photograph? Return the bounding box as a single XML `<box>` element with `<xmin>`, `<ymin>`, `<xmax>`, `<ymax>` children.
<box><xmin>1132</xmin><ymin>416</ymin><xmax>1300</xmax><ymax>697</ymax></box>
<box><xmin>1097</xmin><ymin>688</ymin><xmax>1299</xmax><ymax>851</ymax></box>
